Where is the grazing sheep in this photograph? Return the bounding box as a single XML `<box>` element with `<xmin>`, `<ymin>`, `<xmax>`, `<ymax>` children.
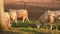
<box><xmin>37</xmin><ymin>10</ymin><xmax>49</xmax><ymax>28</ymax></box>
<box><xmin>48</xmin><ymin>10</ymin><xmax>60</xmax><ymax>21</ymax></box>
<box><xmin>8</xmin><ymin>9</ymin><xmax>18</xmax><ymax>25</ymax></box>
<box><xmin>2</xmin><ymin>12</ymin><xmax>11</xmax><ymax>31</ymax></box>
<box><xmin>9</xmin><ymin>9</ymin><xmax>30</xmax><ymax>23</ymax></box>
<box><xmin>47</xmin><ymin>10</ymin><xmax>56</xmax><ymax>29</ymax></box>
<box><xmin>37</xmin><ymin>10</ymin><xmax>56</xmax><ymax>29</ymax></box>
<box><xmin>16</xmin><ymin>9</ymin><xmax>30</xmax><ymax>23</ymax></box>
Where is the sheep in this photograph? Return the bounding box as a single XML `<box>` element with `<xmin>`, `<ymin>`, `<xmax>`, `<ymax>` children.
<box><xmin>47</xmin><ymin>10</ymin><xmax>56</xmax><ymax>29</ymax></box>
<box><xmin>8</xmin><ymin>9</ymin><xmax>18</xmax><ymax>25</ymax></box>
<box><xmin>9</xmin><ymin>9</ymin><xmax>30</xmax><ymax>23</ymax></box>
<box><xmin>16</xmin><ymin>9</ymin><xmax>30</xmax><ymax>23</ymax></box>
<box><xmin>48</xmin><ymin>10</ymin><xmax>60</xmax><ymax>21</ymax></box>
<box><xmin>1</xmin><ymin>12</ymin><xmax>11</xmax><ymax>31</ymax></box>
<box><xmin>37</xmin><ymin>10</ymin><xmax>56</xmax><ymax>29</ymax></box>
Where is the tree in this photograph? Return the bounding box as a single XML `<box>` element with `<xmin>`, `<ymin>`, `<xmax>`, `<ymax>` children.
<box><xmin>0</xmin><ymin>0</ymin><xmax>9</xmax><ymax>31</ymax></box>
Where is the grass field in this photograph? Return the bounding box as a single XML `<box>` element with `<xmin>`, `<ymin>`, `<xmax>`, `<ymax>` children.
<box><xmin>1</xmin><ymin>20</ymin><xmax>60</xmax><ymax>34</ymax></box>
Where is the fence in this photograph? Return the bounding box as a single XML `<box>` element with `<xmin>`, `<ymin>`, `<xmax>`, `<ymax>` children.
<box><xmin>4</xmin><ymin>0</ymin><xmax>60</xmax><ymax>20</ymax></box>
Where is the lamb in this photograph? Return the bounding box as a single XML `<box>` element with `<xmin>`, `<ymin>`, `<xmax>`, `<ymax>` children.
<box><xmin>8</xmin><ymin>9</ymin><xmax>18</xmax><ymax>25</ymax></box>
<box><xmin>2</xmin><ymin>12</ymin><xmax>11</xmax><ymax>31</ymax></box>
<box><xmin>16</xmin><ymin>9</ymin><xmax>30</xmax><ymax>23</ymax></box>
<box><xmin>37</xmin><ymin>10</ymin><xmax>57</xmax><ymax>29</ymax></box>
<box><xmin>9</xmin><ymin>9</ymin><xmax>30</xmax><ymax>23</ymax></box>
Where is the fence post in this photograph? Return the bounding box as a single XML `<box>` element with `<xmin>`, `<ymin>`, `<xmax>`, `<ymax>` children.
<box><xmin>24</xmin><ymin>2</ymin><xmax>27</xmax><ymax>10</ymax></box>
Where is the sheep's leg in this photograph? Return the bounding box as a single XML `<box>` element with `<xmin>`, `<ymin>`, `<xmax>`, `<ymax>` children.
<box><xmin>15</xmin><ymin>18</ymin><xmax>18</xmax><ymax>23</ymax></box>
<box><xmin>22</xmin><ymin>19</ymin><xmax>24</xmax><ymax>23</ymax></box>
<box><xmin>8</xmin><ymin>19</ymin><xmax>11</xmax><ymax>29</ymax></box>
<box><xmin>55</xmin><ymin>23</ymin><xmax>58</xmax><ymax>30</ymax></box>
<box><xmin>49</xmin><ymin>16</ymin><xmax>54</xmax><ymax>30</ymax></box>
<box><xmin>8</xmin><ymin>22</ymin><xmax>11</xmax><ymax>29</ymax></box>
<box><xmin>50</xmin><ymin>21</ymin><xmax>53</xmax><ymax>30</ymax></box>
<box><xmin>26</xmin><ymin>17</ymin><xmax>30</xmax><ymax>22</ymax></box>
<box><xmin>15</xmin><ymin>20</ymin><xmax>18</xmax><ymax>26</ymax></box>
<box><xmin>50</xmin><ymin>24</ymin><xmax>53</xmax><ymax>30</ymax></box>
<box><xmin>15</xmin><ymin>19</ymin><xmax>18</xmax><ymax>26</ymax></box>
<box><xmin>22</xmin><ymin>17</ymin><xmax>25</xmax><ymax>23</ymax></box>
<box><xmin>15</xmin><ymin>20</ymin><xmax>18</xmax><ymax>23</ymax></box>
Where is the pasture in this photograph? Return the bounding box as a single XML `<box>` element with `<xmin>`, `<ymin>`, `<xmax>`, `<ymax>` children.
<box><xmin>0</xmin><ymin>20</ymin><xmax>60</xmax><ymax>34</ymax></box>
<box><xmin>3</xmin><ymin>3</ymin><xmax>60</xmax><ymax>34</ymax></box>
